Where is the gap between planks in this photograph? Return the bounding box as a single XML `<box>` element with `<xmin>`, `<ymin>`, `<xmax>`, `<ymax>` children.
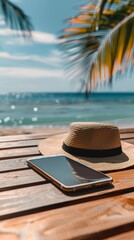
<box><xmin>0</xmin><ymin>192</ymin><xmax>134</xmax><ymax>240</ymax></box>
<box><xmin>0</xmin><ymin>169</ymin><xmax>48</xmax><ymax>192</ymax></box>
<box><xmin>0</xmin><ymin>138</ymin><xmax>133</xmax><ymax>161</ymax></box>
<box><xmin>0</xmin><ymin>128</ymin><xmax>133</xmax><ymax>144</ymax></box>
<box><xmin>0</xmin><ymin>169</ymin><xmax>134</xmax><ymax>220</ymax></box>
<box><xmin>0</xmin><ymin>134</ymin><xmax>133</xmax><ymax>150</ymax></box>
<box><xmin>0</xmin><ymin>147</ymin><xmax>40</xmax><ymax>160</ymax></box>
<box><xmin>0</xmin><ymin>157</ymin><xmax>31</xmax><ymax>173</ymax></box>
<box><xmin>0</xmin><ymin>139</ymin><xmax>40</xmax><ymax>150</ymax></box>
<box><xmin>0</xmin><ymin>167</ymin><xmax>134</xmax><ymax>192</ymax></box>
<box><xmin>0</xmin><ymin>130</ymin><xmax>67</xmax><ymax>143</ymax></box>
<box><xmin>0</xmin><ymin>136</ymin><xmax>133</xmax><ymax>172</ymax></box>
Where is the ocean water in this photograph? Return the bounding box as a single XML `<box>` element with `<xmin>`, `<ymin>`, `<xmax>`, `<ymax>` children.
<box><xmin>0</xmin><ymin>92</ymin><xmax>134</xmax><ymax>129</ymax></box>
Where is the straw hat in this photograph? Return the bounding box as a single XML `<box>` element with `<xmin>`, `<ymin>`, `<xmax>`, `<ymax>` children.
<box><xmin>38</xmin><ymin>122</ymin><xmax>134</xmax><ymax>171</ymax></box>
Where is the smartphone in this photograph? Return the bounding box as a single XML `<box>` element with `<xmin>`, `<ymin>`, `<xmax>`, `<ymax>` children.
<box><xmin>27</xmin><ymin>155</ymin><xmax>113</xmax><ymax>192</ymax></box>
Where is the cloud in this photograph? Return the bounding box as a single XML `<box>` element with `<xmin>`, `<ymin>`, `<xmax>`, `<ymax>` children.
<box><xmin>0</xmin><ymin>28</ymin><xmax>14</xmax><ymax>36</ymax></box>
<box><xmin>33</xmin><ymin>31</ymin><xmax>59</xmax><ymax>44</ymax></box>
<box><xmin>0</xmin><ymin>50</ymin><xmax>62</xmax><ymax>67</ymax></box>
<box><xmin>0</xmin><ymin>52</ymin><xmax>27</xmax><ymax>60</ymax></box>
<box><xmin>0</xmin><ymin>16</ymin><xmax>5</xmax><ymax>25</ymax></box>
<box><xmin>0</xmin><ymin>28</ymin><xmax>59</xmax><ymax>45</ymax></box>
<box><xmin>0</xmin><ymin>19</ymin><xmax>5</xmax><ymax>26</ymax></box>
<box><xmin>0</xmin><ymin>67</ymin><xmax>64</xmax><ymax>79</ymax></box>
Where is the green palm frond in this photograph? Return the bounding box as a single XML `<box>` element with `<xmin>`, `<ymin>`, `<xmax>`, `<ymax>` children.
<box><xmin>89</xmin><ymin>12</ymin><xmax>134</xmax><ymax>89</ymax></box>
<box><xmin>60</xmin><ymin>0</ymin><xmax>134</xmax><ymax>92</ymax></box>
<box><xmin>0</xmin><ymin>0</ymin><xmax>33</xmax><ymax>37</ymax></box>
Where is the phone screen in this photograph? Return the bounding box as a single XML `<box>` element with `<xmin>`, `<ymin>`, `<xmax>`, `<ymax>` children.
<box><xmin>28</xmin><ymin>155</ymin><xmax>112</xmax><ymax>188</ymax></box>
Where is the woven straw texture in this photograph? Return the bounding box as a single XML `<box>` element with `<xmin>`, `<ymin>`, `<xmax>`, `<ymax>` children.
<box><xmin>38</xmin><ymin>122</ymin><xmax>134</xmax><ymax>171</ymax></box>
<box><xmin>64</xmin><ymin>122</ymin><xmax>121</xmax><ymax>150</ymax></box>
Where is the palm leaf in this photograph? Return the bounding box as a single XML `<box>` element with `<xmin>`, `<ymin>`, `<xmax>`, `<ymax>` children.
<box><xmin>0</xmin><ymin>0</ymin><xmax>33</xmax><ymax>37</ymax></box>
<box><xmin>60</xmin><ymin>0</ymin><xmax>134</xmax><ymax>92</ymax></box>
<box><xmin>89</xmin><ymin>12</ymin><xmax>134</xmax><ymax>89</ymax></box>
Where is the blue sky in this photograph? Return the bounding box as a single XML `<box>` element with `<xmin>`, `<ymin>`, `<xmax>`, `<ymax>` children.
<box><xmin>0</xmin><ymin>0</ymin><xmax>133</xmax><ymax>93</ymax></box>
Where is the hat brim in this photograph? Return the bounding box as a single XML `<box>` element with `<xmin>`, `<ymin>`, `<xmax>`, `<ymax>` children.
<box><xmin>38</xmin><ymin>133</ymin><xmax>134</xmax><ymax>172</ymax></box>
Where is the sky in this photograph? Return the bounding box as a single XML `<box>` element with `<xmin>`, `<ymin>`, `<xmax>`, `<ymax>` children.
<box><xmin>0</xmin><ymin>0</ymin><xmax>133</xmax><ymax>93</ymax></box>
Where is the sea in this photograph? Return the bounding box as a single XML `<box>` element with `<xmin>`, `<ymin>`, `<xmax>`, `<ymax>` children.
<box><xmin>0</xmin><ymin>92</ymin><xmax>134</xmax><ymax>129</ymax></box>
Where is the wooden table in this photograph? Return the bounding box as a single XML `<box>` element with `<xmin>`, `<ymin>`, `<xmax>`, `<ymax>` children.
<box><xmin>0</xmin><ymin>128</ymin><xmax>134</xmax><ymax>240</ymax></box>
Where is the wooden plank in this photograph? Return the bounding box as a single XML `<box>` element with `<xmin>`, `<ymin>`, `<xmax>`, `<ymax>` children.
<box><xmin>123</xmin><ymin>139</ymin><xmax>134</xmax><ymax>144</ymax></box>
<box><xmin>120</xmin><ymin>132</ymin><xmax>134</xmax><ymax>140</ymax></box>
<box><xmin>0</xmin><ymin>128</ymin><xmax>133</xmax><ymax>143</ymax></box>
<box><xmin>121</xmin><ymin>136</ymin><xmax>134</xmax><ymax>142</ymax></box>
<box><xmin>0</xmin><ymin>133</ymin><xmax>47</xmax><ymax>142</ymax></box>
<box><xmin>0</xmin><ymin>158</ymin><xmax>28</xmax><ymax>173</ymax></box>
<box><xmin>0</xmin><ymin>144</ymin><xmax>133</xmax><ymax>173</ymax></box>
<box><xmin>0</xmin><ymin>139</ymin><xmax>40</xmax><ymax>150</ymax></box>
<box><xmin>0</xmin><ymin>146</ymin><xmax>134</xmax><ymax>173</ymax></box>
<box><xmin>120</xmin><ymin>128</ymin><xmax>134</xmax><ymax>133</ymax></box>
<box><xmin>106</xmin><ymin>230</ymin><xmax>134</xmax><ymax>240</ymax></box>
<box><xmin>0</xmin><ymin>134</ymin><xmax>133</xmax><ymax>150</ymax></box>
<box><xmin>0</xmin><ymin>165</ymin><xmax>134</xmax><ymax>192</ymax></box>
<box><xmin>121</xmin><ymin>135</ymin><xmax>134</xmax><ymax>141</ymax></box>
<box><xmin>0</xmin><ymin>147</ymin><xmax>40</xmax><ymax>160</ymax></box>
<box><xmin>0</xmin><ymin>169</ymin><xmax>133</xmax><ymax>220</ymax></box>
<box><xmin>0</xmin><ymin>192</ymin><xmax>134</xmax><ymax>240</ymax></box>
<box><xmin>0</xmin><ymin>169</ymin><xmax>47</xmax><ymax>191</ymax></box>
<box><xmin>0</xmin><ymin>130</ymin><xmax>67</xmax><ymax>143</ymax></box>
